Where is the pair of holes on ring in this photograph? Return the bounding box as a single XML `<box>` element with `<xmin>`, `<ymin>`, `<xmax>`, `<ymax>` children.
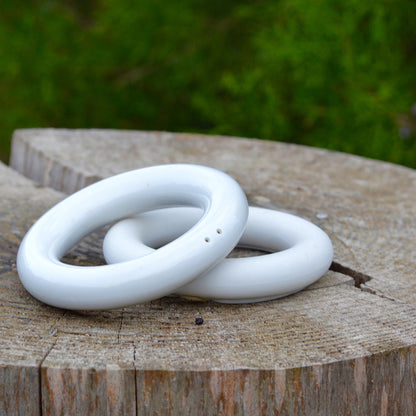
<box><xmin>205</xmin><ymin>228</ymin><xmax>222</xmax><ymax>243</ymax></box>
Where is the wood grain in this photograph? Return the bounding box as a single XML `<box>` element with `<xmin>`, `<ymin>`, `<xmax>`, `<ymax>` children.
<box><xmin>2</xmin><ymin>128</ymin><xmax>416</xmax><ymax>414</ymax></box>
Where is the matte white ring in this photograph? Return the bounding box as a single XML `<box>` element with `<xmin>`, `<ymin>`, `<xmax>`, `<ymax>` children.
<box><xmin>103</xmin><ymin>207</ymin><xmax>334</xmax><ymax>303</ymax></box>
<box><xmin>17</xmin><ymin>165</ymin><xmax>248</xmax><ymax>310</ymax></box>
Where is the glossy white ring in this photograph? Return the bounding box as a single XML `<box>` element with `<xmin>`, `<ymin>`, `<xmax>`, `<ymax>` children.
<box><xmin>103</xmin><ymin>207</ymin><xmax>334</xmax><ymax>303</ymax></box>
<box><xmin>17</xmin><ymin>165</ymin><xmax>248</xmax><ymax>310</ymax></box>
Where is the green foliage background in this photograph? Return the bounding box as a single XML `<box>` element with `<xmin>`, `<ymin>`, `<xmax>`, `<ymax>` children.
<box><xmin>1</xmin><ymin>0</ymin><xmax>416</xmax><ymax>167</ymax></box>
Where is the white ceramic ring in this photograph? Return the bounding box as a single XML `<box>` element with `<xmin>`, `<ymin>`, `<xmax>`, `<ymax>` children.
<box><xmin>103</xmin><ymin>207</ymin><xmax>334</xmax><ymax>303</ymax></box>
<box><xmin>17</xmin><ymin>165</ymin><xmax>248</xmax><ymax>310</ymax></box>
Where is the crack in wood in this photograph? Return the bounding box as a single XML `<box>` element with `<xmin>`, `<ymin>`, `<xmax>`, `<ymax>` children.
<box><xmin>331</xmin><ymin>261</ymin><xmax>403</xmax><ymax>304</ymax></box>
<box><xmin>133</xmin><ymin>342</ymin><xmax>138</xmax><ymax>416</ymax></box>
<box><xmin>359</xmin><ymin>286</ymin><xmax>403</xmax><ymax>304</ymax></box>
<box><xmin>328</xmin><ymin>262</ymin><xmax>404</xmax><ymax>303</ymax></box>
<box><xmin>37</xmin><ymin>310</ymin><xmax>68</xmax><ymax>415</ymax></box>
<box><xmin>38</xmin><ymin>341</ymin><xmax>58</xmax><ymax>416</ymax></box>
<box><xmin>117</xmin><ymin>309</ymin><xmax>124</xmax><ymax>344</ymax></box>
<box><xmin>330</xmin><ymin>261</ymin><xmax>372</xmax><ymax>288</ymax></box>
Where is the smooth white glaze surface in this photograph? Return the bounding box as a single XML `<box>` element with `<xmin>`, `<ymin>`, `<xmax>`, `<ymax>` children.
<box><xmin>17</xmin><ymin>165</ymin><xmax>248</xmax><ymax>309</ymax></box>
<box><xmin>104</xmin><ymin>207</ymin><xmax>334</xmax><ymax>303</ymax></box>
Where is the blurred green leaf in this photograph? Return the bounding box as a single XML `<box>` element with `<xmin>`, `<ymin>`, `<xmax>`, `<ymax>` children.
<box><xmin>0</xmin><ymin>0</ymin><xmax>415</xmax><ymax>166</ymax></box>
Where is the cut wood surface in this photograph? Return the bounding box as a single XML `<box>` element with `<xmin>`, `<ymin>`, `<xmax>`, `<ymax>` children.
<box><xmin>2</xmin><ymin>128</ymin><xmax>416</xmax><ymax>415</ymax></box>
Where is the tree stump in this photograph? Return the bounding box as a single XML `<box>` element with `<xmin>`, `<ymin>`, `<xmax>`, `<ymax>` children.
<box><xmin>2</xmin><ymin>128</ymin><xmax>416</xmax><ymax>415</ymax></box>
